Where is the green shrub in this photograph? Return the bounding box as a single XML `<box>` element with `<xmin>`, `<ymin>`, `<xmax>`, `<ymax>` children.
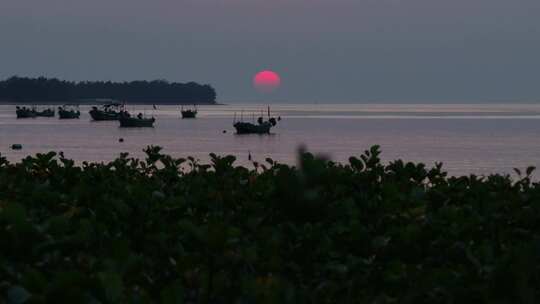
<box><xmin>0</xmin><ymin>146</ymin><xmax>539</xmax><ymax>303</ymax></box>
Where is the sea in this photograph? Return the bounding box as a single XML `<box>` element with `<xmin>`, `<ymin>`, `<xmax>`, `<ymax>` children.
<box><xmin>1</xmin><ymin>103</ymin><xmax>540</xmax><ymax>177</ymax></box>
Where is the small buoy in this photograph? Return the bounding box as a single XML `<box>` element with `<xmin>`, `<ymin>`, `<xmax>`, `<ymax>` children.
<box><xmin>119</xmin><ymin>138</ymin><xmax>124</xmax><ymax>143</ymax></box>
<box><xmin>11</xmin><ymin>144</ymin><xmax>22</xmax><ymax>150</ymax></box>
<box><xmin>222</xmin><ymin>130</ymin><xmax>227</xmax><ymax>133</ymax></box>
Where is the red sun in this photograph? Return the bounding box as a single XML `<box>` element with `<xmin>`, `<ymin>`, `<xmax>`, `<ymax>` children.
<box><xmin>253</xmin><ymin>70</ymin><xmax>281</xmax><ymax>93</ymax></box>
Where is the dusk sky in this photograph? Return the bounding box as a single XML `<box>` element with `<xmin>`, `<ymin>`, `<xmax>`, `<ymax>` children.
<box><xmin>1</xmin><ymin>0</ymin><xmax>540</xmax><ymax>102</ymax></box>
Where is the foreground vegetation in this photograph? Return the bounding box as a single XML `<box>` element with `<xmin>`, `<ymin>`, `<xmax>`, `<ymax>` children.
<box><xmin>1</xmin><ymin>146</ymin><xmax>539</xmax><ymax>303</ymax></box>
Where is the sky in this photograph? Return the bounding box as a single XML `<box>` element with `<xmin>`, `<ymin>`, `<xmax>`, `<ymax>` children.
<box><xmin>1</xmin><ymin>0</ymin><xmax>540</xmax><ymax>103</ymax></box>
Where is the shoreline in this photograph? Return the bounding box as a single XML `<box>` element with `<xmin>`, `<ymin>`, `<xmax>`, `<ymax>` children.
<box><xmin>0</xmin><ymin>100</ymin><xmax>224</xmax><ymax>106</ymax></box>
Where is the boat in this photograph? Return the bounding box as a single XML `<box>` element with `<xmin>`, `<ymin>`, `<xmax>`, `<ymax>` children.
<box><xmin>58</xmin><ymin>105</ymin><xmax>81</xmax><ymax>119</ymax></box>
<box><xmin>15</xmin><ymin>106</ymin><xmax>37</xmax><ymax>118</ymax></box>
<box><xmin>234</xmin><ymin>120</ymin><xmax>274</xmax><ymax>134</ymax></box>
<box><xmin>181</xmin><ymin>105</ymin><xmax>198</xmax><ymax>119</ymax></box>
<box><xmin>89</xmin><ymin>102</ymin><xmax>123</xmax><ymax>121</ymax></box>
<box><xmin>118</xmin><ymin>111</ymin><xmax>155</xmax><ymax>127</ymax></box>
<box><xmin>35</xmin><ymin>108</ymin><xmax>55</xmax><ymax>117</ymax></box>
<box><xmin>233</xmin><ymin>107</ymin><xmax>280</xmax><ymax>134</ymax></box>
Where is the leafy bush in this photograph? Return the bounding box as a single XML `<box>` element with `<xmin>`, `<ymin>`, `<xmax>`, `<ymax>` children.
<box><xmin>0</xmin><ymin>146</ymin><xmax>539</xmax><ymax>303</ymax></box>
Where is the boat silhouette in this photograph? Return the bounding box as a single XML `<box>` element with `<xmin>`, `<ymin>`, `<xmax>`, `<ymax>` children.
<box><xmin>181</xmin><ymin>105</ymin><xmax>198</xmax><ymax>119</ymax></box>
<box><xmin>89</xmin><ymin>102</ymin><xmax>123</xmax><ymax>121</ymax></box>
<box><xmin>118</xmin><ymin>111</ymin><xmax>155</xmax><ymax>127</ymax></box>
<box><xmin>15</xmin><ymin>106</ymin><xmax>37</xmax><ymax>118</ymax></box>
<box><xmin>233</xmin><ymin>106</ymin><xmax>280</xmax><ymax>134</ymax></box>
<box><xmin>35</xmin><ymin>108</ymin><xmax>55</xmax><ymax>117</ymax></box>
<box><xmin>58</xmin><ymin>105</ymin><xmax>80</xmax><ymax>119</ymax></box>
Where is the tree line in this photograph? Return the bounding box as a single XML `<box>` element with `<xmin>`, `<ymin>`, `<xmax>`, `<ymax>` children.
<box><xmin>0</xmin><ymin>76</ymin><xmax>217</xmax><ymax>104</ymax></box>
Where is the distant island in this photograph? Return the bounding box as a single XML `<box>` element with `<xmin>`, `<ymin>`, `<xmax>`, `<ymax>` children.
<box><xmin>0</xmin><ymin>76</ymin><xmax>217</xmax><ymax>104</ymax></box>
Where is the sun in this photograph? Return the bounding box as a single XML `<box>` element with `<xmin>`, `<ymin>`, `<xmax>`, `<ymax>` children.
<box><xmin>253</xmin><ymin>70</ymin><xmax>281</xmax><ymax>93</ymax></box>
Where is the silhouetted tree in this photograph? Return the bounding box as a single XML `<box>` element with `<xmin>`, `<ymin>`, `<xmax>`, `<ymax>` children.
<box><xmin>0</xmin><ymin>76</ymin><xmax>217</xmax><ymax>104</ymax></box>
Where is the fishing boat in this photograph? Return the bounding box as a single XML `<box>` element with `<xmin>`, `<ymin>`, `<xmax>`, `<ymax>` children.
<box><xmin>58</xmin><ymin>105</ymin><xmax>81</xmax><ymax>119</ymax></box>
<box><xmin>118</xmin><ymin>111</ymin><xmax>155</xmax><ymax>127</ymax></box>
<box><xmin>181</xmin><ymin>105</ymin><xmax>198</xmax><ymax>119</ymax></box>
<box><xmin>234</xmin><ymin>120</ymin><xmax>275</xmax><ymax>134</ymax></box>
<box><xmin>89</xmin><ymin>102</ymin><xmax>123</xmax><ymax>121</ymax></box>
<box><xmin>35</xmin><ymin>108</ymin><xmax>55</xmax><ymax>117</ymax></box>
<box><xmin>15</xmin><ymin>106</ymin><xmax>37</xmax><ymax>118</ymax></box>
<box><xmin>233</xmin><ymin>107</ymin><xmax>280</xmax><ymax>134</ymax></box>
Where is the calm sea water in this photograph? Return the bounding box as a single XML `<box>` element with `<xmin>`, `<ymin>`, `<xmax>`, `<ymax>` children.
<box><xmin>1</xmin><ymin>103</ymin><xmax>540</xmax><ymax>176</ymax></box>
